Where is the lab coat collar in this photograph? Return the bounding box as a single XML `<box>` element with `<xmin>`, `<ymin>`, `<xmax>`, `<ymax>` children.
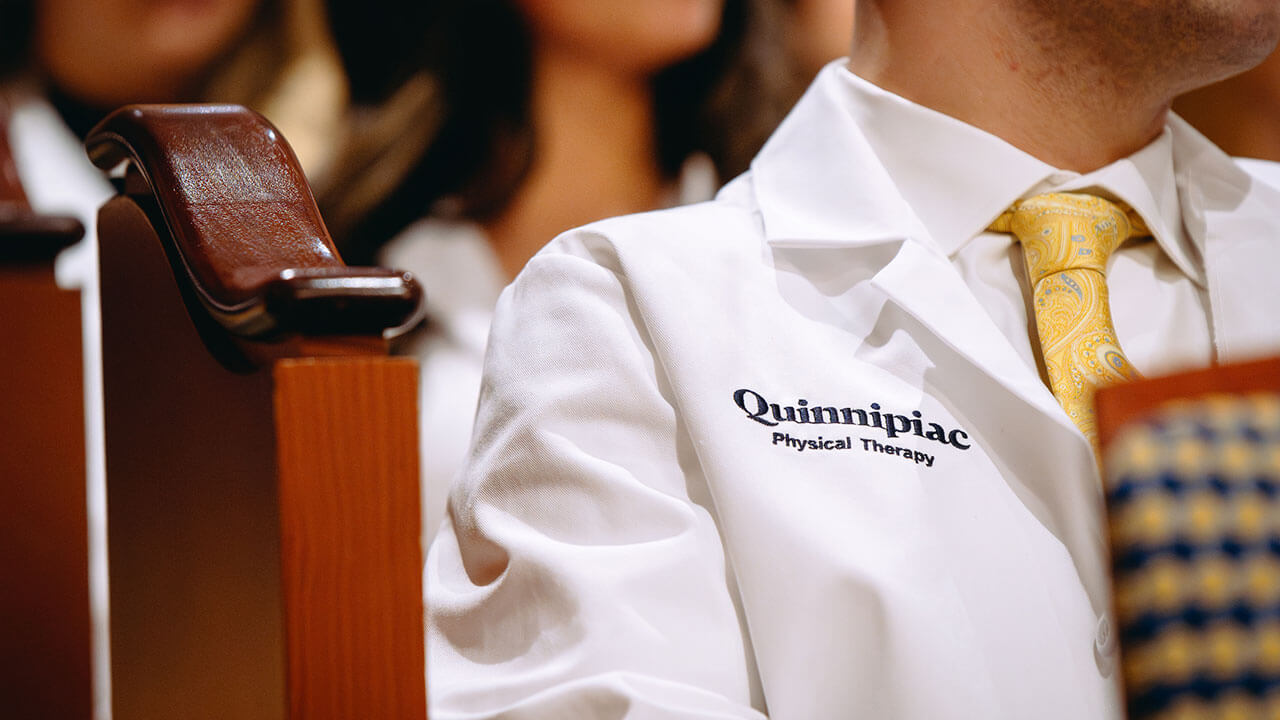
<box><xmin>751</xmin><ymin>63</ymin><xmax>1210</xmax><ymax>291</ymax></box>
<box><xmin>750</xmin><ymin>63</ymin><xmax>1058</xmax><ymax>253</ymax></box>
<box><xmin>748</xmin><ymin>63</ymin><xmax>936</xmax><ymax>251</ymax></box>
<box><xmin>750</xmin><ymin>61</ymin><xmax>1280</xmax><ymax>361</ymax></box>
<box><xmin>748</xmin><ymin>62</ymin><xmax>1087</xmax><ymax>435</ymax></box>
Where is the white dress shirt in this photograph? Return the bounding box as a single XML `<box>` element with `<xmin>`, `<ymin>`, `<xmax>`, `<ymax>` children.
<box><xmin>844</xmin><ymin>71</ymin><xmax>1214</xmax><ymax>381</ymax></box>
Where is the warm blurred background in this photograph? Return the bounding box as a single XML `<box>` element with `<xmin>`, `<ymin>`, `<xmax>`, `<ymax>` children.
<box><xmin>2</xmin><ymin>3</ymin><xmax>345</xmax><ymax>720</ymax></box>
<box><xmin>1175</xmin><ymin>45</ymin><xmax>1280</xmax><ymax>165</ymax></box>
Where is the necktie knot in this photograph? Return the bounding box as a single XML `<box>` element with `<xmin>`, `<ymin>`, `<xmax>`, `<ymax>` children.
<box><xmin>990</xmin><ymin>193</ymin><xmax>1149</xmax><ymax>283</ymax></box>
<box><xmin>986</xmin><ymin>191</ymin><xmax>1148</xmax><ymax>452</ymax></box>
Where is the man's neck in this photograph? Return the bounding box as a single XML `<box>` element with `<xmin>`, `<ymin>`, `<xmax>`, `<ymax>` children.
<box><xmin>848</xmin><ymin>1</ymin><xmax>1170</xmax><ymax>172</ymax></box>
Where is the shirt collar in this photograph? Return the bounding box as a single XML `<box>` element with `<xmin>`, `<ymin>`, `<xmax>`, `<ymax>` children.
<box><xmin>750</xmin><ymin>62</ymin><xmax>1206</xmax><ymax>286</ymax></box>
<box><xmin>842</xmin><ymin>70</ymin><xmax>1056</xmax><ymax>257</ymax></box>
<box><xmin>844</xmin><ymin>69</ymin><xmax>1205</xmax><ymax>285</ymax></box>
<box><xmin>1034</xmin><ymin>128</ymin><xmax>1205</xmax><ymax>285</ymax></box>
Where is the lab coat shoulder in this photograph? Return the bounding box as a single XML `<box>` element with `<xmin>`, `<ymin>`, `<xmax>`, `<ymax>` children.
<box><xmin>488</xmin><ymin>182</ymin><xmax>774</xmax><ymax>403</ymax></box>
<box><xmin>1233</xmin><ymin>157</ymin><xmax>1280</xmax><ymax>190</ymax></box>
<box><xmin>526</xmin><ymin>178</ymin><xmax>765</xmax><ymax>292</ymax></box>
<box><xmin>428</xmin><ymin>197</ymin><xmax>770</xmax><ymax>720</ymax></box>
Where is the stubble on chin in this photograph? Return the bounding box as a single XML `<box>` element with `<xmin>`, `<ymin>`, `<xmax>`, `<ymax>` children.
<box><xmin>1012</xmin><ymin>0</ymin><xmax>1280</xmax><ymax>95</ymax></box>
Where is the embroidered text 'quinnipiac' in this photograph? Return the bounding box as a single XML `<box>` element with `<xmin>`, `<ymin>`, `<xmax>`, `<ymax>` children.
<box><xmin>733</xmin><ymin>388</ymin><xmax>971</xmax><ymax>450</ymax></box>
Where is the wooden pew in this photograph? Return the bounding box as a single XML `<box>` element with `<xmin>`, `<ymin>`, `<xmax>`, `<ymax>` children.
<box><xmin>0</xmin><ymin>97</ymin><xmax>93</xmax><ymax>720</ymax></box>
<box><xmin>1097</xmin><ymin>358</ymin><xmax>1280</xmax><ymax>718</ymax></box>
<box><xmin>88</xmin><ymin>105</ymin><xmax>427</xmax><ymax>720</ymax></box>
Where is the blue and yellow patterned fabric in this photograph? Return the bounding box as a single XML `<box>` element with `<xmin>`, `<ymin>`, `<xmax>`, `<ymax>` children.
<box><xmin>1105</xmin><ymin>393</ymin><xmax>1280</xmax><ymax>719</ymax></box>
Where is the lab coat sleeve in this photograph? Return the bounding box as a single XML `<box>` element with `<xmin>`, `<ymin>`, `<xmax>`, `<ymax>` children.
<box><xmin>425</xmin><ymin>229</ymin><xmax>767</xmax><ymax>720</ymax></box>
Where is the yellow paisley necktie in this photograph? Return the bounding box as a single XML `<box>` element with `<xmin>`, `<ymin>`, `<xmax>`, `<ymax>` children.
<box><xmin>989</xmin><ymin>193</ymin><xmax>1148</xmax><ymax>451</ymax></box>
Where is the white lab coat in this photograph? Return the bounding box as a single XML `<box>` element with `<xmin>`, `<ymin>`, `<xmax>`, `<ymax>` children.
<box><xmin>426</xmin><ymin>67</ymin><xmax>1280</xmax><ymax>719</ymax></box>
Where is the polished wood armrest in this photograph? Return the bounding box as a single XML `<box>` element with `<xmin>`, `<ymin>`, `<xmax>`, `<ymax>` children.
<box><xmin>0</xmin><ymin>99</ymin><xmax>84</xmax><ymax>261</ymax></box>
<box><xmin>86</xmin><ymin>105</ymin><xmax>422</xmax><ymax>339</ymax></box>
<box><xmin>0</xmin><ymin>213</ymin><xmax>84</xmax><ymax>250</ymax></box>
<box><xmin>0</xmin><ymin>210</ymin><xmax>84</xmax><ymax>263</ymax></box>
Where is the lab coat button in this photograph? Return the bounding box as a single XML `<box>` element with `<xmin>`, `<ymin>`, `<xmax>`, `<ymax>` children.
<box><xmin>1094</xmin><ymin>613</ymin><xmax>1117</xmax><ymax>676</ymax></box>
<box><xmin>1095</xmin><ymin>614</ymin><xmax>1115</xmax><ymax>655</ymax></box>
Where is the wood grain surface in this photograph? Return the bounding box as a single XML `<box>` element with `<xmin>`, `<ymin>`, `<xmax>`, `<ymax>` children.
<box><xmin>275</xmin><ymin>356</ymin><xmax>426</xmax><ymax>720</ymax></box>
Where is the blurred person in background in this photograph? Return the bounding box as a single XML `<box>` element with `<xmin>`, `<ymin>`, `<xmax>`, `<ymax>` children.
<box><xmin>0</xmin><ymin>2</ymin><xmax>345</xmax><ymax>717</ymax></box>
<box><xmin>1175</xmin><ymin>43</ymin><xmax>1280</xmax><ymax>184</ymax></box>
<box><xmin>322</xmin><ymin>0</ymin><xmax>802</xmax><ymax>543</ymax></box>
<box><xmin>2</xmin><ymin>0</ymin><xmax>344</xmax><ymax>223</ymax></box>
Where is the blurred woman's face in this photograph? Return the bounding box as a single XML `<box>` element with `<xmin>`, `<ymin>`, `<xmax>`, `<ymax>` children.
<box><xmin>516</xmin><ymin>0</ymin><xmax>725</xmax><ymax>73</ymax></box>
<box><xmin>36</xmin><ymin>0</ymin><xmax>261</xmax><ymax>106</ymax></box>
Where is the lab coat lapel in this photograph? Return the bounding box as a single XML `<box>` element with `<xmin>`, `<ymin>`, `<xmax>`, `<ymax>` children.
<box><xmin>868</xmin><ymin>240</ymin><xmax>1073</xmax><ymax>433</ymax></box>
<box><xmin>1172</xmin><ymin>116</ymin><xmax>1280</xmax><ymax>363</ymax></box>
<box><xmin>868</xmin><ymin>239</ymin><xmax>1112</xmax><ymax>616</ymax></box>
<box><xmin>750</xmin><ymin>65</ymin><xmax>1111</xmax><ymax>615</ymax></box>
<box><xmin>751</xmin><ymin>66</ymin><xmax>1081</xmax><ymax>434</ymax></box>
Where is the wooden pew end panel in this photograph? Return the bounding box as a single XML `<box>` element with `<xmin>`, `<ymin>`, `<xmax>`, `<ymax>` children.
<box><xmin>93</xmin><ymin>104</ymin><xmax>427</xmax><ymax>720</ymax></box>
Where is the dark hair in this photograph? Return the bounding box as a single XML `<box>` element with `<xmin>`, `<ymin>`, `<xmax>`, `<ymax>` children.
<box><xmin>322</xmin><ymin>0</ymin><xmax>800</xmax><ymax>263</ymax></box>
<box><xmin>0</xmin><ymin>0</ymin><xmax>34</xmax><ymax>80</ymax></box>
